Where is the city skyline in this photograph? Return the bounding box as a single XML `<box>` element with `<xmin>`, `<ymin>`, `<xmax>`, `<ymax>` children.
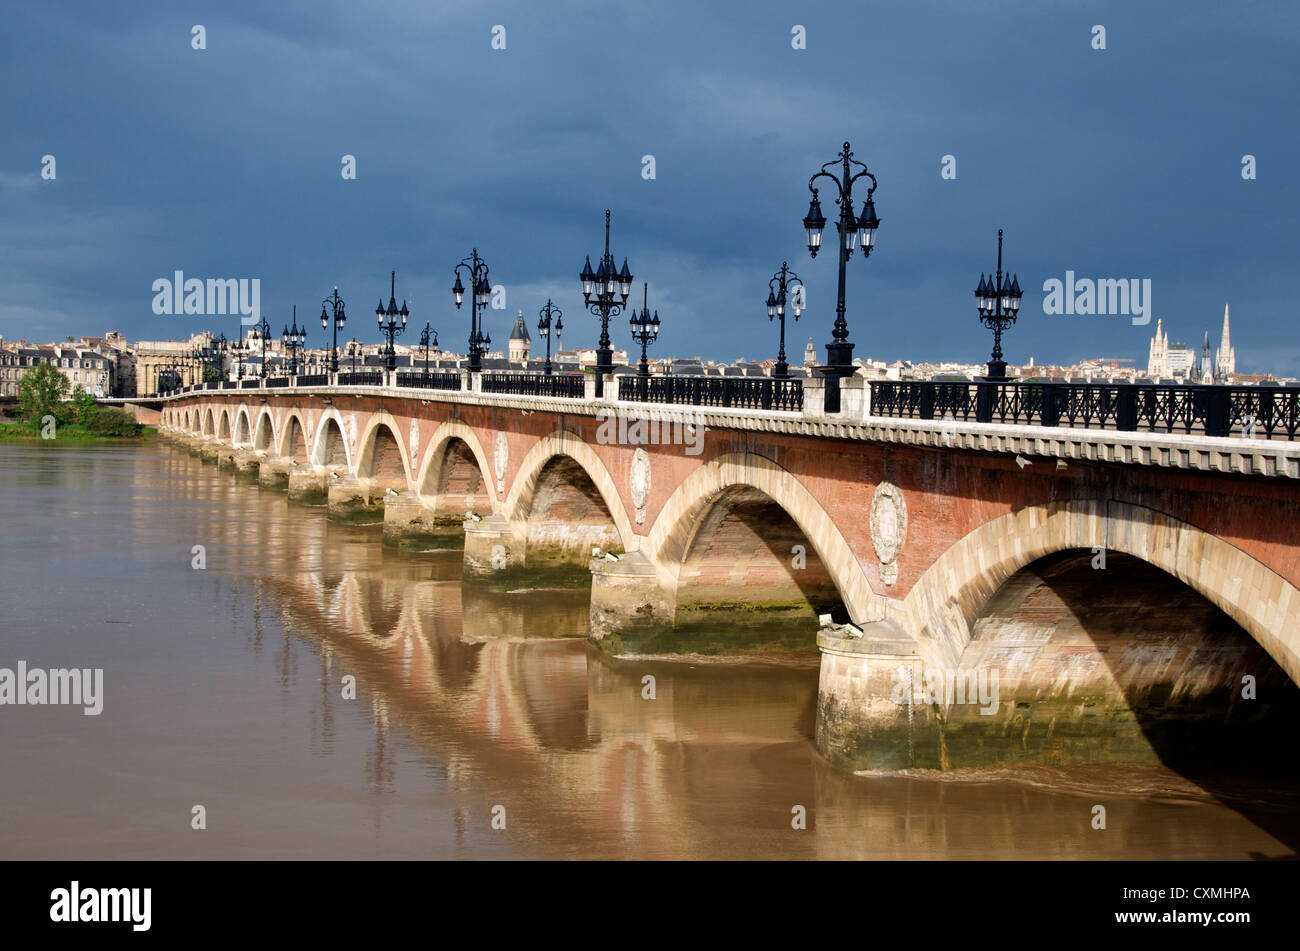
<box><xmin>2</xmin><ymin>2</ymin><xmax>1296</xmax><ymax>377</ymax></box>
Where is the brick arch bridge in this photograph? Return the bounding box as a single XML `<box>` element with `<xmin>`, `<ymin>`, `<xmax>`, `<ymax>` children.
<box><xmin>156</xmin><ymin>379</ymin><xmax>1300</xmax><ymax>771</ymax></box>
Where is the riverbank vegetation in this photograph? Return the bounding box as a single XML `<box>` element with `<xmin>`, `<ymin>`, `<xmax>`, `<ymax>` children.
<box><xmin>1</xmin><ymin>362</ymin><xmax>145</xmax><ymax>439</ymax></box>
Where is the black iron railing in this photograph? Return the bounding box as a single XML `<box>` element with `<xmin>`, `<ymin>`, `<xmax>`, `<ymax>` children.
<box><xmin>869</xmin><ymin>381</ymin><xmax>1300</xmax><ymax>439</ymax></box>
<box><xmin>396</xmin><ymin>371</ymin><xmax>463</xmax><ymax>391</ymax></box>
<box><xmin>336</xmin><ymin>370</ymin><xmax>384</xmax><ymax>387</ymax></box>
<box><xmin>480</xmin><ymin>373</ymin><xmax>585</xmax><ymax>398</ymax></box>
<box><xmin>240</xmin><ymin>379</ymin><xmax>260</xmax><ymax>389</ymax></box>
<box><xmin>265</xmin><ymin>377</ymin><xmax>290</xmax><ymax>388</ymax></box>
<box><xmin>220</xmin><ymin>381</ymin><xmax>238</xmax><ymax>390</ymax></box>
<box><xmin>622</xmin><ymin>375</ymin><xmax>804</xmax><ymax>412</ymax></box>
<box><xmin>295</xmin><ymin>374</ymin><xmax>329</xmax><ymax>387</ymax></box>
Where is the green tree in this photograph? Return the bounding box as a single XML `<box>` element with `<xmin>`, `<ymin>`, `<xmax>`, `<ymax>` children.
<box><xmin>69</xmin><ymin>384</ymin><xmax>97</xmax><ymax>424</ymax></box>
<box><xmin>16</xmin><ymin>361</ymin><xmax>70</xmax><ymax>424</ymax></box>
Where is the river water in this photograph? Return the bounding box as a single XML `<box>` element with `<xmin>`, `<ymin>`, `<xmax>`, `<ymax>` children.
<box><xmin>1</xmin><ymin>440</ymin><xmax>1296</xmax><ymax>859</ymax></box>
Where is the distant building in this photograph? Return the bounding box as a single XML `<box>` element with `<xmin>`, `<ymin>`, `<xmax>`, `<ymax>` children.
<box><xmin>508</xmin><ymin>310</ymin><xmax>531</xmax><ymax>362</ymax></box>
<box><xmin>1214</xmin><ymin>303</ymin><xmax>1235</xmax><ymax>381</ymax></box>
<box><xmin>803</xmin><ymin>338</ymin><xmax>817</xmax><ymax>367</ymax></box>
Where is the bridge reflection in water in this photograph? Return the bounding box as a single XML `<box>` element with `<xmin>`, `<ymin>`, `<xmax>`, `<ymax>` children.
<box><xmin>148</xmin><ymin>443</ymin><xmax>1300</xmax><ymax>859</ymax></box>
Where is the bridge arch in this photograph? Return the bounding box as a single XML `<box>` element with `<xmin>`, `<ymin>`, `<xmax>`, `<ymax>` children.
<box><xmin>646</xmin><ymin>451</ymin><xmax>882</xmax><ymax>627</ymax></box>
<box><xmin>277</xmin><ymin>410</ymin><xmax>309</xmax><ymax>462</ymax></box>
<box><xmin>252</xmin><ymin>409</ymin><xmax>275</xmax><ymax>452</ymax></box>
<box><xmin>310</xmin><ymin>409</ymin><xmax>351</xmax><ymax>470</ymax></box>
<box><xmin>356</xmin><ymin>412</ymin><xmax>413</xmax><ymax>487</ymax></box>
<box><xmin>903</xmin><ymin>499</ymin><xmax>1300</xmax><ymax>684</ymax></box>
<box><xmin>217</xmin><ymin>408</ymin><xmax>231</xmax><ymax>441</ymax></box>
<box><xmin>415</xmin><ymin>421</ymin><xmax>498</xmax><ymax>516</ymax></box>
<box><xmin>505</xmin><ymin>430</ymin><xmax>635</xmax><ymax>555</ymax></box>
<box><xmin>233</xmin><ymin>406</ymin><xmax>253</xmax><ymax>446</ymax></box>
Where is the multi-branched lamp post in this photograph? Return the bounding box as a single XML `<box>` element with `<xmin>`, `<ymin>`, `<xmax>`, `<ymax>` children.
<box><xmin>537</xmin><ymin>299</ymin><xmax>562</xmax><ymax>376</ymax></box>
<box><xmin>766</xmin><ymin>262</ymin><xmax>805</xmax><ymax>379</ymax></box>
<box><xmin>346</xmin><ymin>339</ymin><xmax>361</xmax><ymax>373</ymax></box>
<box><xmin>974</xmin><ymin>229</ymin><xmax>1023</xmax><ymax>382</ymax></box>
<box><xmin>579</xmin><ymin>210</ymin><xmax>633</xmax><ymax>396</ymax></box>
<box><xmin>453</xmin><ymin>250</ymin><xmax>492</xmax><ymax>373</ymax></box>
<box><xmin>320</xmin><ymin>287</ymin><xmax>347</xmax><ymax>373</ymax></box>
<box><xmin>282</xmin><ymin>306</ymin><xmax>307</xmax><ymax>376</ymax></box>
<box><xmin>248</xmin><ymin>316</ymin><xmax>271</xmax><ymax>378</ymax></box>
<box><xmin>376</xmin><ymin>271</ymin><xmax>409</xmax><ymax>372</ymax></box>
<box><xmin>417</xmin><ymin>323</ymin><xmax>438</xmax><ymax>377</ymax></box>
<box><xmin>629</xmin><ymin>283</ymin><xmax>660</xmax><ymax>378</ymax></box>
<box><xmin>802</xmin><ymin>140</ymin><xmax>879</xmax><ymax>411</ymax></box>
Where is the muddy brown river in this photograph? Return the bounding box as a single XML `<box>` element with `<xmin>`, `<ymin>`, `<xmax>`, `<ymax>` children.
<box><xmin>1</xmin><ymin>440</ymin><xmax>1296</xmax><ymax>859</ymax></box>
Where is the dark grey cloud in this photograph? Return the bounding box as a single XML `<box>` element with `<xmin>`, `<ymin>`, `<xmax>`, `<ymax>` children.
<box><xmin>2</xmin><ymin>0</ymin><xmax>1296</xmax><ymax>372</ymax></box>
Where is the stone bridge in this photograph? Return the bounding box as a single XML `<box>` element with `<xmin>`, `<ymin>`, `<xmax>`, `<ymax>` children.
<box><xmin>156</xmin><ymin>377</ymin><xmax>1300</xmax><ymax>772</ymax></box>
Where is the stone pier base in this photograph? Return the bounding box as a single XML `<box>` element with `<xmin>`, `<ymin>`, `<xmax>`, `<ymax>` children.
<box><xmin>258</xmin><ymin>458</ymin><xmax>291</xmax><ymax>489</ymax></box>
<box><xmin>814</xmin><ymin>624</ymin><xmax>938</xmax><ymax>772</ymax></box>
<box><xmin>327</xmin><ymin>475</ymin><xmax>382</xmax><ymax>524</ymax></box>
<box><xmin>199</xmin><ymin>441</ymin><xmax>221</xmax><ymax>463</ymax></box>
<box><xmin>233</xmin><ymin>450</ymin><xmax>261</xmax><ymax>479</ymax></box>
<box><xmin>463</xmin><ymin>513</ymin><xmax>525</xmax><ymax>576</ymax></box>
<box><xmin>382</xmin><ymin>491</ymin><xmax>463</xmax><ymax>549</ymax></box>
<box><xmin>588</xmin><ymin>551</ymin><xmax>675</xmax><ymax>640</ymax></box>
<box><xmin>287</xmin><ymin>467</ymin><xmax>328</xmax><ymax>505</ymax></box>
<box><xmin>215</xmin><ymin>446</ymin><xmax>239</xmax><ymax>470</ymax></box>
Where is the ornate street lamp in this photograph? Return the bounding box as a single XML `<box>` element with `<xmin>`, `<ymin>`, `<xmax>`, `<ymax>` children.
<box><xmin>375</xmin><ymin>270</ymin><xmax>409</xmax><ymax>372</ymax></box>
<box><xmin>766</xmin><ymin>262</ymin><xmax>805</xmax><ymax>379</ymax></box>
<box><xmin>629</xmin><ymin>283</ymin><xmax>660</xmax><ymax>378</ymax></box>
<box><xmin>802</xmin><ymin>140</ymin><xmax>879</xmax><ymax>409</ymax></box>
<box><xmin>974</xmin><ymin>229</ymin><xmax>1022</xmax><ymax>381</ymax></box>
<box><xmin>347</xmin><ymin>339</ymin><xmax>362</xmax><ymax>372</ymax></box>
<box><xmin>579</xmin><ymin>209</ymin><xmax>633</xmax><ymax>395</ymax></box>
<box><xmin>320</xmin><ymin>287</ymin><xmax>347</xmax><ymax>372</ymax></box>
<box><xmin>249</xmin><ymin>316</ymin><xmax>272</xmax><ymax>378</ymax></box>
<box><xmin>417</xmin><ymin>323</ymin><xmax>438</xmax><ymax>377</ymax></box>
<box><xmin>229</xmin><ymin>334</ymin><xmax>248</xmax><ymax>379</ymax></box>
<box><xmin>537</xmin><ymin>299</ymin><xmax>562</xmax><ymax>376</ymax></box>
<box><xmin>281</xmin><ymin>306</ymin><xmax>307</xmax><ymax>375</ymax></box>
<box><xmin>453</xmin><ymin>249</ymin><xmax>492</xmax><ymax>373</ymax></box>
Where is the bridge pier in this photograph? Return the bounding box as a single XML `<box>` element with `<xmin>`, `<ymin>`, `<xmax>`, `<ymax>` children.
<box><xmin>815</xmin><ymin>625</ymin><xmax>938</xmax><ymax>773</ymax></box>
<box><xmin>382</xmin><ymin>491</ymin><xmax>463</xmax><ymax>549</ymax></box>
<box><xmin>463</xmin><ymin>513</ymin><xmax>525</xmax><ymax>576</ymax></box>
<box><xmin>588</xmin><ymin>551</ymin><xmax>675</xmax><ymax>640</ymax></box>
<box><xmin>327</xmin><ymin>475</ymin><xmax>383</xmax><ymax>524</ymax></box>
<box><xmin>258</xmin><ymin>457</ymin><xmax>291</xmax><ymax>489</ymax></box>
<box><xmin>287</xmin><ymin>467</ymin><xmax>328</xmax><ymax>505</ymax></box>
<box><xmin>232</xmin><ymin>450</ymin><xmax>261</xmax><ymax>479</ymax></box>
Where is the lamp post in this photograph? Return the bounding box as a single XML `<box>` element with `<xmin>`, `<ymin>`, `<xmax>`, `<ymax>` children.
<box><xmin>801</xmin><ymin>140</ymin><xmax>879</xmax><ymax>410</ymax></box>
<box><xmin>320</xmin><ymin>287</ymin><xmax>347</xmax><ymax>373</ymax></box>
<box><xmin>346</xmin><ymin>339</ymin><xmax>361</xmax><ymax>373</ymax></box>
<box><xmin>629</xmin><ymin>283</ymin><xmax>660</xmax><ymax>378</ymax></box>
<box><xmin>766</xmin><ymin>262</ymin><xmax>805</xmax><ymax>379</ymax></box>
<box><xmin>537</xmin><ymin>299</ymin><xmax>562</xmax><ymax>376</ymax></box>
<box><xmin>282</xmin><ymin>306</ymin><xmax>307</xmax><ymax>376</ymax></box>
<box><xmin>229</xmin><ymin>334</ymin><xmax>247</xmax><ymax>379</ymax></box>
<box><xmin>974</xmin><ymin>229</ymin><xmax>1022</xmax><ymax>381</ymax></box>
<box><xmin>452</xmin><ymin>249</ymin><xmax>492</xmax><ymax>373</ymax></box>
<box><xmin>249</xmin><ymin>316</ymin><xmax>272</xmax><ymax>378</ymax></box>
<box><xmin>375</xmin><ymin>271</ymin><xmax>409</xmax><ymax>372</ymax></box>
<box><xmin>418</xmin><ymin>322</ymin><xmax>438</xmax><ymax>377</ymax></box>
<box><xmin>579</xmin><ymin>210</ymin><xmax>633</xmax><ymax>396</ymax></box>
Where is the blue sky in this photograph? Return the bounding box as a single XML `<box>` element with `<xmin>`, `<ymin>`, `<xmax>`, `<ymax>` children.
<box><xmin>2</xmin><ymin>1</ymin><xmax>1297</xmax><ymax>373</ymax></box>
